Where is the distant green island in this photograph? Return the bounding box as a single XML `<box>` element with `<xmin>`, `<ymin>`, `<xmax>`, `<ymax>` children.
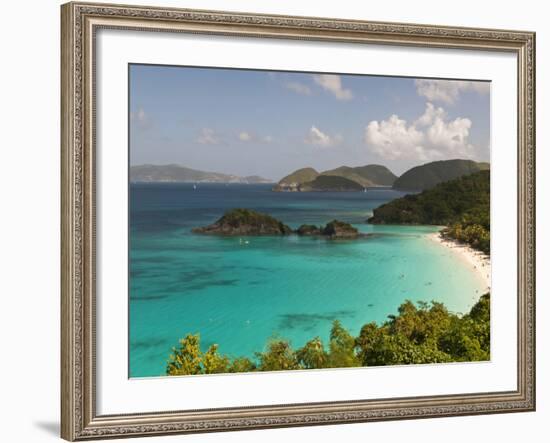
<box><xmin>129</xmin><ymin>164</ymin><xmax>273</xmax><ymax>184</ymax></box>
<box><xmin>273</xmin><ymin>164</ymin><xmax>396</xmax><ymax>191</ymax></box>
<box><xmin>130</xmin><ymin>159</ymin><xmax>490</xmax><ymax>193</ymax></box>
<box><xmin>271</xmin><ymin>159</ymin><xmax>488</xmax><ymax>192</ymax></box>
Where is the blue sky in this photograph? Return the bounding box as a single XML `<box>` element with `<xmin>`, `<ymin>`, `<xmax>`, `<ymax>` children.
<box><xmin>130</xmin><ymin>64</ymin><xmax>490</xmax><ymax>180</ymax></box>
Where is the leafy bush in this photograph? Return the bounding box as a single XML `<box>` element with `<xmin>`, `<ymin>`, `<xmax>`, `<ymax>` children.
<box><xmin>166</xmin><ymin>294</ymin><xmax>490</xmax><ymax>375</ymax></box>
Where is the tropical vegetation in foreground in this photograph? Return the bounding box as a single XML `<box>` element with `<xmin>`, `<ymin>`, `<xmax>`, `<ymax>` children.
<box><xmin>368</xmin><ymin>170</ymin><xmax>490</xmax><ymax>254</ymax></box>
<box><xmin>166</xmin><ymin>294</ymin><xmax>490</xmax><ymax>376</ymax></box>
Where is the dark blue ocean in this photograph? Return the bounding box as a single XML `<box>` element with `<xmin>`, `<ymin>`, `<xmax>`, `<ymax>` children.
<box><xmin>129</xmin><ymin>183</ymin><xmax>485</xmax><ymax>377</ymax></box>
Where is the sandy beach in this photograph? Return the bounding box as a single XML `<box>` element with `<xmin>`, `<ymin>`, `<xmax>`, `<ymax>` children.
<box><xmin>427</xmin><ymin>232</ymin><xmax>491</xmax><ymax>292</ymax></box>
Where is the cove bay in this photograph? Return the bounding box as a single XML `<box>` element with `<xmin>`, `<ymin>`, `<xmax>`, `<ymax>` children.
<box><xmin>129</xmin><ymin>183</ymin><xmax>487</xmax><ymax>377</ymax></box>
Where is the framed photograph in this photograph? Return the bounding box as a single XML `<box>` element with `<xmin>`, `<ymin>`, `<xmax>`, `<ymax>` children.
<box><xmin>61</xmin><ymin>2</ymin><xmax>536</xmax><ymax>440</ymax></box>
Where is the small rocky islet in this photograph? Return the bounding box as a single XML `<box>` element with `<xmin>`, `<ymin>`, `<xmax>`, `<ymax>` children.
<box><xmin>192</xmin><ymin>208</ymin><xmax>364</xmax><ymax>239</ymax></box>
<box><xmin>192</xmin><ymin>208</ymin><xmax>293</xmax><ymax>236</ymax></box>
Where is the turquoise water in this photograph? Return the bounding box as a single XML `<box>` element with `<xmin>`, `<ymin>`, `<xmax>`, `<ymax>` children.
<box><xmin>129</xmin><ymin>183</ymin><xmax>486</xmax><ymax>377</ymax></box>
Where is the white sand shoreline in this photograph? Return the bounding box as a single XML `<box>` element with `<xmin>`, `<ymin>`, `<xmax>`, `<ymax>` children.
<box><xmin>427</xmin><ymin>231</ymin><xmax>491</xmax><ymax>292</ymax></box>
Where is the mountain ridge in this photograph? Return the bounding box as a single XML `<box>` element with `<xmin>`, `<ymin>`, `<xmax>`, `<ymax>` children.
<box><xmin>131</xmin><ymin>159</ymin><xmax>491</xmax><ymax>192</ymax></box>
<box><xmin>130</xmin><ymin>164</ymin><xmax>273</xmax><ymax>184</ymax></box>
<box><xmin>322</xmin><ymin>164</ymin><xmax>397</xmax><ymax>187</ymax></box>
<box><xmin>273</xmin><ymin>164</ymin><xmax>397</xmax><ymax>192</ymax></box>
<box><xmin>393</xmin><ymin>159</ymin><xmax>489</xmax><ymax>191</ymax></box>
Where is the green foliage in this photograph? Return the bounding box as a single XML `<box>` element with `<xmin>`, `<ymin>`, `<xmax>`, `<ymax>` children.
<box><xmin>296</xmin><ymin>337</ymin><xmax>328</xmax><ymax>369</ymax></box>
<box><xmin>228</xmin><ymin>357</ymin><xmax>257</xmax><ymax>373</ymax></box>
<box><xmin>442</xmin><ymin>220</ymin><xmax>490</xmax><ymax>254</ymax></box>
<box><xmin>356</xmin><ymin>300</ymin><xmax>455</xmax><ymax>366</ymax></box>
<box><xmin>327</xmin><ymin>320</ymin><xmax>361</xmax><ymax>367</ymax></box>
<box><xmin>166</xmin><ymin>334</ymin><xmax>255</xmax><ymax>376</ymax></box>
<box><xmin>202</xmin><ymin>344</ymin><xmax>230</xmax><ymax>374</ymax></box>
<box><xmin>438</xmin><ymin>294</ymin><xmax>490</xmax><ymax>361</ymax></box>
<box><xmin>166</xmin><ymin>334</ymin><xmax>203</xmax><ymax>376</ymax></box>
<box><xmin>194</xmin><ymin>208</ymin><xmax>293</xmax><ymax>235</ymax></box>
<box><xmin>370</xmin><ymin>170</ymin><xmax>489</xmax><ymax>226</ymax></box>
<box><xmin>167</xmin><ymin>294</ymin><xmax>491</xmax><ymax>376</ymax></box>
<box><xmin>300</xmin><ymin>175</ymin><xmax>365</xmax><ymax>191</ymax></box>
<box><xmin>369</xmin><ymin>170</ymin><xmax>490</xmax><ymax>254</ymax></box>
<box><xmin>218</xmin><ymin>208</ymin><xmax>287</xmax><ymax>230</ymax></box>
<box><xmin>256</xmin><ymin>340</ymin><xmax>300</xmax><ymax>371</ymax></box>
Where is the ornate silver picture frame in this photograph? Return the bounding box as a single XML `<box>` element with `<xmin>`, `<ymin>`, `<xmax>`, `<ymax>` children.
<box><xmin>61</xmin><ymin>2</ymin><xmax>535</xmax><ymax>440</ymax></box>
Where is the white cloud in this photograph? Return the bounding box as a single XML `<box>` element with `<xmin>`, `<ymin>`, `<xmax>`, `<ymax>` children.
<box><xmin>415</xmin><ymin>79</ymin><xmax>490</xmax><ymax>104</ymax></box>
<box><xmin>414</xmin><ymin>101</ymin><xmax>446</xmax><ymax>127</ymax></box>
<box><xmin>313</xmin><ymin>74</ymin><xmax>353</xmax><ymax>101</ymax></box>
<box><xmin>238</xmin><ymin>131</ymin><xmax>253</xmax><ymax>141</ymax></box>
<box><xmin>284</xmin><ymin>81</ymin><xmax>312</xmax><ymax>96</ymax></box>
<box><xmin>364</xmin><ymin>102</ymin><xmax>475</xmax><ymax>161</ymax></box>
<box><xmin>365</xmin><ymin>117</ymin><xmax>426</xmax><ymax>161</ymax></box>
<box><xmin>304</xmin><ymin>126</ymin><xmax>341</xmax><ymax>147</ymax></box>
<box><xmin>194</xmin><ymin>127</ymin><xmax>273</xmax><ymax>147</ymax></box>
<box><xmin>197</xmin><ymin>128</ymin><xmax>220</xmax><ymax>145</ymax></box>
<box><xmin>237</xmin><ymin>131</ymin><xmax>273</xmax><ymax>143</ymax></box>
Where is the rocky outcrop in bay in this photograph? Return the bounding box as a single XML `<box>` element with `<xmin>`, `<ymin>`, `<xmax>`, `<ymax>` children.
<box><xmin>193</xmin><ymin>209</ymin><xmax>363</xmax><ymax>240</ymax></box>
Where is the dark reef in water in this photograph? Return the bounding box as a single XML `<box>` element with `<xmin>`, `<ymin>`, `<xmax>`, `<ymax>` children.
<box><xmin>193</xmin><ymin>209</ymin><xmax>366</xmax><ymax>240</ymax></box>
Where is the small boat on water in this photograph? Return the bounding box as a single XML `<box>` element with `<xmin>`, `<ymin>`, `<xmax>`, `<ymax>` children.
<box><xmin>193</xmin><ymin>184</ymin><xmax>197</xmax><ymax>190</ymax></box>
